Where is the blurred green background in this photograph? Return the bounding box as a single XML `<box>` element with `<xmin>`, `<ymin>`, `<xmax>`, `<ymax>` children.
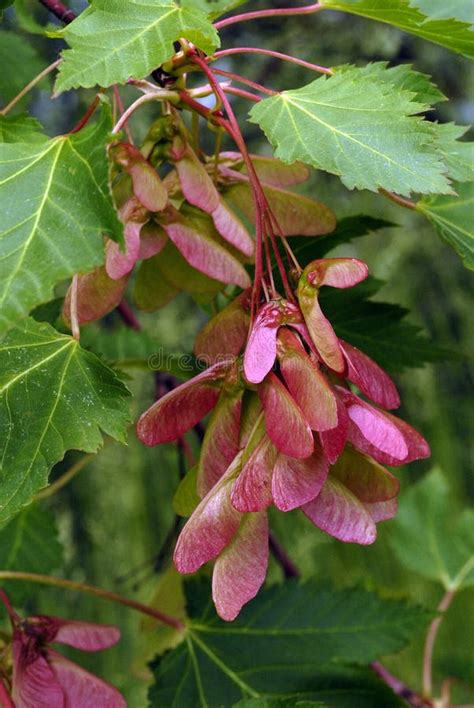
<box><xmin>1</xmin><ymin>1</ymin><xmax>473</xmax><ymax>705</ymax></box>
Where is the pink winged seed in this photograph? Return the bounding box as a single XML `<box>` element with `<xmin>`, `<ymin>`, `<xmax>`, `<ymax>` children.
<box><xmin>164</xmin><ymin>222</ymin><xmax>251</xmax><ymax>289</ymax></box>
<box><xmin>113</xmin><ymin>143</ymin><xmax>167</xmax><ymax>213</ymax></box>
<box><xmin>194</xmin><ymin>290</ymin><xmax>250</xmax><ymax>365</ymax></box>
<box><xmin>212</xmin><ymin>511</ymin><xmax>269</xmax><ymax>622</ymax></box>
<box><xmin>47</xmin><ymin>650</ymin><xmax>125</xmax><ymax>708</ymax></box>
<box><xmin>303</xmin><ymin>477</ymin><xmax>377</xmax><ymax>545</ymax></box>
<box><xmin>330</xmin><ymin>448</ymin><xmax>400</xmax><ymax>503</ymax></box>
<box><xmin>197</xmin><ymin>389</ymin><xmax>244</xmax><ymax>498</ymax></box>
<box><xmin>174</xmin><ymin>458</ymin><xmax>243</xmax><ymax>574</ymax></box>
<box><xmin>63</xmin><ymin>267</ymin><xmax>128</xmax><ymax>326</ymax></box>
<box><xmin>137</xmin><ymin>363</ymin><xmax>227</xmax><ymax>446</ymax></box>
<box><xmin>244</xmin><ymin>302</ymin><xmax>283</xmax><ymax>384</ymax></box>
<box><xmin>340</xmin><ymin>340</ymin><xmax>400</xmax><ymax>410</ymax></box>
<box><xmin>211</xmin><ymin>200</ymin><xmax>254</xmax><ymax>257</ymax></box>
<box><xmin>230</xmin><ymin>435</ymin><xmax>277</xmax><ymax>512</ymax></box>
<box><xmin>106</xmin><ymin>221</ymin><xmax>143</xmax><ymax>280</ymax></box>
<box><xmin>259</xmin><ymin>373</ymin><xmax>314</xmax><ymax>458</ymax></box>
<box><xmin>277</xmin><ymin>328</ymin><xmax>338</xmax><ymax>431</ymax></box>
<box><xmin>318</xmin><ymin>394</ymin><xmax>349</xmax><ymax>464</ymax></box>
<box><xmin>272</xmin><ymin>439</ymin><xmax>328</xmax><ymax>512</ymax></box>
<box><xmin>306</xmin><ymin>258</ymin><xmax>369</xmax><ymax>289</ymax></box>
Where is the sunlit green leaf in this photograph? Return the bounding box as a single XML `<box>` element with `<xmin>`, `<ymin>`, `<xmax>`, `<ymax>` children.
<box><xmin>0</xmin><ymin>318</ymin><xmax>130</xmax><ymax>526</ymax></box>
<box><xmin>417</xmin><ymin>181</ymin><xmax>474</xmax><ymax>269</ymax></box>
<box><xmin>149</xmin><ymin>579</ymin><xmax>430</xmax><ymax>705</ymax></box>
<box><xmin>0</xmin><ymin>106</ymin><xmax>122</xmax><ymax>337</ymax></box>
<box><xmin>54</xmin><ymin>0</ymin><xmax>219</xmax><ymax>93</ymax></box>
<box><xmin>389</xmin><ymin>469</ymin><xmax>474</xmax><ymax>591</ymax></box>
<box><xmin>320</xmin><ymin>0</ymin><xmax>474</xmax><ymax>58</ymax></box>
<box><xmin>249</xmin><ymin>66</ymin><xmax>450</xmax><ymax>196</ymax></box>
<box><xmin>432</xmin><ymin>124</ymin><xmax>473</xmax><ymax>183</ymax></box>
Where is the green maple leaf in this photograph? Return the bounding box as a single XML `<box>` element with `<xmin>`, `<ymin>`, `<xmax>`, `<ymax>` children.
<box><xmin>320</xmin><ymin>0</ymin><xmax>474</xmax><ymax>58</ymax></box>
<box><xmin>409</xmin><ymin>0</ymin><xmax>474</xmax><ymax>25</ymax></box>
<box><xmin>0</xmin><ymin>106</ymin><xmax>121</xmax><ymax>337</ymax></box>
<box><xmin>249</xmin><ymin>66</ymin><xmax>451</xmax><ymax>196</ymax></box>
<box><xmin>417</xmin><ymin>181</ymin><xmax>474</xmax><ymax>270</ymax></box>
<box><xmin>0</xmin><ymin>319</ymin><xmax>130</xmax><ymax>526</ymax></box>
<box><xmin>54</xmin><ymin>0</ymin><xmax>220</xmax><ymax>93</ymax></box>
<box><xmin>390</xmin><ymin>469</ymin><xmax>474</xmax><ymax>591</ymax></box>
<box><xmin>149</xmin><ymin>579</ymin><xmax>430</xmax><ymax>706</ymax></box>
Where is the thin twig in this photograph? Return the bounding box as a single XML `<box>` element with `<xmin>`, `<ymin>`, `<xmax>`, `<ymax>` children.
<box><xmin>212</xmin><ymin>67</ymin><xmax>277</xmax><ymax>96</ymax></box>
<box><xmin>69</xmin><ymin>275</ymin><xmax>80</xmax><ymax>341</ymax></box>
<box><xmin>212</xmin><ymin>47</ymin><xmax>332</xmax><ymax>76</ymax></box>
<box><xmin>423</xmin><ymin>588</ymin><xmax>456</xmax><ymax>698</ymax></box>
<box><xmin>0</xmin><ymin>572</ymin><xmax>185</xmax><ymax>630</ymax></box>
<box><xmin>371</xmin><ymin>662</ymin><xmax>432</xmax><ymax>707</ymax></box>
<box><xmin>380</xmin><ymin>188</ymin><xmax>417</xmax><ymax>210</ymax></box>
<box><xmin>113</xmin><ymin>86</ymin><xmax>135</xmax><ymax>144</ymax></box>
<box><xmin>269</xmin><ymin>532</ymin><xmax>300</xmax><ymax>579</ymax></box>
<box><xmin>69</xmin><ymin>94</ymin><xmax>102</xmax><ymax>135</ymax></box>
<box><xmin>117</xmin><ymin>300</ymin><xmax>141</xmax><ymax>330</ymax></box>
<box><xmin>223</xmin><ymin>86</ymin><xmax>262</xmax><ymax>103</ymax></box>
<box><xmin>0</xmin><ymin>59</ymin><xmax>61</xmax><ymax>116</ymax></box>
<box><xmin>37</xmin><ymin>0</ymin><xmax>76</xmax><ymax>23</ymax></box>
<box><xmin>215</xmin><ymin>3</ymin><xmax>323</xmax><ymax>30</ymax></box>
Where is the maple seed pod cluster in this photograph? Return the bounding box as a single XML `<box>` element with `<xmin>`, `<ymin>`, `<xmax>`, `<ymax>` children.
<box><xmin>137</xmin><ymin>258</ymin><xmax>430</xmax><ymax>622</ymax></box>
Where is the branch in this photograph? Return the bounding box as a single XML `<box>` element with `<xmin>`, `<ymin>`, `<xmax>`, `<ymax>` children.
<box><xmin>371</xmin><ymin>662</ymin><xmax>433</xmax><ymax>708</ymax></box>
<box><xmin>269</xmin><ymin>532</ymin><xmax>300</xmax><ymax>579</ymax></box>
<box><xmin>423</xmin><ymin>588</ymin><xmax>456</xmax><ymax>698</ymax></box>
<box><xmin>0</xmin><ymin>572</ymin><xmax>184</xmax><ymax>630</ymax></box>
<box><xmin>38</xmin><ymin>0</ymin><xmax>76</xmax><ymax>24</ymax></box>
<box><xmin>214</xmin><ymin>3</ymin><xmax>323</xmax><ymax>30</ymax></box>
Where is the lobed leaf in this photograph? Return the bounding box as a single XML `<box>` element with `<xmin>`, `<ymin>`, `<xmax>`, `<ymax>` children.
<box><xmin>149</xmin><ymin>579</ymin><xmax>431</xmax><ymax>705</ymax></box>
<box><xmin>54</xmin><ymin>0</ymin><xmax>220</xmax><ymax>93</ymax></box>
<box><xmin>249</xmin><ymin>66</ymin><xmax>452</xmax><ymax>196</ymax></box>
<box><xmin>0</xmin><ymin>107</ymin><xmax>122</xmax><ymax>337</ymax></box>
<box><xmin>417</xmin><ymin>181</ymin><xmax>474</xmax><ymax>270</ymax></box>
<box><xmin>0</xmin><ymin>319</ymin><xmax>130</xmax><ymax>526</ymax></box>
<box><xmin>320</xmin><ymin>0</ymin><xmax>474</xmax><ymax>58</ymax></box>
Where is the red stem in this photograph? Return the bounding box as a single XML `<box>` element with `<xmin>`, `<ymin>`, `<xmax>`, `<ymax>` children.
<box><xmin>191</xmin><ymin>56</ymin><xmax>294</xmax><ymax>308</ymax></box>
<box><xmin>38</xmin><ymin>0</ymin><xmax>76</xmax><ymax>23</ymax></box>
<box><xmin>212</xmin><ymin>67</ymin><xmax>276</xmax><ymax>96</ymax></box>
<box><xmin>117</xmin><ymin>301</ymin><xmax>141</xmax><ymax>330</ymax></box>
<box><xmin>268</xmin><ymin>532</ymin><xmax>300</xmax><ymax>579</ymax></box>
<box><xmin>223</xmin><ymin>86</ymin><xmax>262</xmax><ymax>103</ymax></box>
<box><xmin>69</xmin><ymin>95</ymin><xmax>101</xmax><ymax>135</ymax></box>
<box><xmin>212</xmin><ymin>47</ymin><xmax>332</xmax><ymax>75</ymax></box>
<box><xmin>215</xmin><ymin>2</ymin><xmax>323</xmax><ymax>30</ymax></box>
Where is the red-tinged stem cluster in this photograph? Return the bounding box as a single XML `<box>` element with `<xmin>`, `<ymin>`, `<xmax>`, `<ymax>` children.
<box><xmin>214</xmin><ymin>2</ymin><xmax>323</xmax><ymax>30</ymax></box>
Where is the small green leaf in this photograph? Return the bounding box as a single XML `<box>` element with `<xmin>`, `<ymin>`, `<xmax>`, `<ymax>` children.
<box><xmin>149</xmin><ymin>580</ymin><xmax>430</xmax><ymax>705</ymax></box>
<box><xmin>0</xmin><ymin>504</ymin><xmax>63</xmax><ymax>602</ymax></box>
<box><xmin>180</xmin><ymin>0</ymin><xmax>248</xmax><ymax>20</ymax></box>
<box><xmin>0</xmin><ymin>114</ymin><xmax>48</xmax><ymax>143</ymax></box>
<box><xmin>0</xmin><ymin>106</ymin><xmax>122</xmax><ymax>337</ymax></box>
<box><xmin>0</xmin><ymin>319</ymin><xmax>130</xmax><ymax>526</ymax></box>
<box><xmin>320</xmin><ymin>0</ymin><xmax>474</xmax><ymax>58</ymax></box>
<box><xmin>54</xmin><ymin>0</ymin><xmax>220</xmax><ymax>93</ymax></box>
<box><xmin>409</xmin><ymin>0</ymin><xmax>474</xmax><ymax>25</ymax></box>
<box><xmin>417</xmin><ymin>181</ymin><xmax>474</xmax><ymax>269</ymax></box>
<box><xmin>389</xmin><ymin>469</ymin><xmax>474</xmax><ymax>591</ymax></box>
<box><xmin>249</xmin><ymin>66</ymin><xmax>451</xmax><ymax>196</ymax></box>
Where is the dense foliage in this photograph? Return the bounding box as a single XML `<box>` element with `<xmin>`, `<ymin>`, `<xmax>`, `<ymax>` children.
<box><xmin>0</xmin><ymin>1</ymin><xmax>472</xmax><ymax>706</ymax></box>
